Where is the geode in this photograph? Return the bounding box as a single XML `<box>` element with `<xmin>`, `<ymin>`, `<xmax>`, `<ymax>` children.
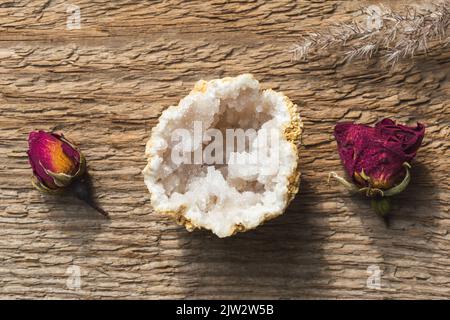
<box><xmin>143</xmin><ymin>74</ymin><xmax>303</xmax><ymax>237</ymax></box>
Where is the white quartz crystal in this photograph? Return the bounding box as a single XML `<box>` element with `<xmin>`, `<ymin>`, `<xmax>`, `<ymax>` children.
<box><xmin>143</xmin><ymin>74</ymin><xmax>302</xmax><ymax>237</ymax></box>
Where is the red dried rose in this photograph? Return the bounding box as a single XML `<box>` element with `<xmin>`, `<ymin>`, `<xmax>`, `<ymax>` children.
<box><xmin>334</xmin><ymin>119</ymin><xmax>425</xmax><ymax>189</ymax></box>
<box><xmin>330</xmin><ymin>119</ymin><xmax>425</xmax><ymax>216</ymax></box>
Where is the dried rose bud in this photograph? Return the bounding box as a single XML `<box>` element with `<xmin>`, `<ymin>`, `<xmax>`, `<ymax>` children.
<box><xmin>329</xmin><ymin>119</ymin><xmax>425</xmax><ymax>217</ymax></box>
<box><xmin>28</xmin><ymin>131</ymin><xmax>85</xmax><ymax>192</ymax></box>
<box><xmin>27</xmin><ymin>130</ymin><xmax>107</xmax><ymax>217</ymax></box>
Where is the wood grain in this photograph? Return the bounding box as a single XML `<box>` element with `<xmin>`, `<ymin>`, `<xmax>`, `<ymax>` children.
<box><xmin>0</xmin><ymin>0</ymin><xmax>449</xmax><ymax>299</ymax></box>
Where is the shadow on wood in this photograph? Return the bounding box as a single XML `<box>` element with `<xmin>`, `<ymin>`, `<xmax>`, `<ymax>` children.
<box><xmin>176</xmin><ymin>178</ymin><xmax>329</xmax><ymax>299</ymax></box>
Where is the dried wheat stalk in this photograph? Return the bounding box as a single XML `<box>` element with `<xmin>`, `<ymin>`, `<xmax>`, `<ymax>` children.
<box><xmin>291</xmin><ymin>2</ymin><xmax>450</xmax><ymax>67</ymax></box>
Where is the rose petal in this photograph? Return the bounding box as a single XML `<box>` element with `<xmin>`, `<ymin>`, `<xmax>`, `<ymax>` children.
<box><xmin>334</xmin><ymin>119</ymin><xmax>425</xmax><ymax>189</ymax></box>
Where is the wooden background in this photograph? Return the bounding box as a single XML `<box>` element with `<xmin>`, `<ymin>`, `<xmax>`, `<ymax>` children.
<box><xmin>0</xmin><ymin>0</ymin><xmax>449</xmax><ymax>299</ymax></box>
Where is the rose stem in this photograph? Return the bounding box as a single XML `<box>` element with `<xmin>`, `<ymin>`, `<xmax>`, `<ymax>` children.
<box><xmin>70</xmin><ymin>176</ymin><xmax>109</xmax><ymax>218</ymax></box>
<box><xmin>83</xmin><ymin>200</ymin><xmax>109</xmax><ymax>217</ymax></box>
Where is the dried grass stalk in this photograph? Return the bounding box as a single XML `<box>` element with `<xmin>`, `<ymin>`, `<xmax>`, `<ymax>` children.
<box><xmin>291</xmin><ymin>2</ymin><xmax>450</xmax><ymax>67</ymax></box>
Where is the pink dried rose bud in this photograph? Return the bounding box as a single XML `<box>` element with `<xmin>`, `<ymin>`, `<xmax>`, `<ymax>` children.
<box><xmin>28</xmin><ymin>131</ymin><xmax>85</xmax><ymax>192</ymax></box>
<box><xmin>329</xmin><ymin>119</ymin><xmax>425</xmax><ymax>217</ymax></box>
<box><xmin>27</xmin><ymin>130</ymin><xmax>108</xmax><ymax>217</ymax></box>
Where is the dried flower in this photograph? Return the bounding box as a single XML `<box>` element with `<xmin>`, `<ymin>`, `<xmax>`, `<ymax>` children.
<box><xmin>291</xmin><ymin>2</ymin><xmax>450</xmax><ymax>67</ymax></box>
<box><xmin>329</xmin><ymin>119</ymin><xmax>425</xmax><ymax>217</ymax></box>
<box><xmin>27</xmin><ymin>130</ymin><xmax>108</xmax><ymax>217</ymax></box>
<box><xmin>28</xmin><ymin>131</ymin><xmax>85</xmax><ymax>192</ymax></box>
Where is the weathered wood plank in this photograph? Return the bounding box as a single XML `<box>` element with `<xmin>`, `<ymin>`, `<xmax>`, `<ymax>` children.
<box><xmin>0</xmin><ymin>0</ymin><xmax>449</xmax><ymax>299</ymax></box>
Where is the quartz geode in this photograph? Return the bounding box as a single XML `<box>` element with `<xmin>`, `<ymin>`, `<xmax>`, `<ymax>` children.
<box><xmin>143</xmin><ymin>74</ymin><xmax>303</xmax><ymax>237</ymax></box>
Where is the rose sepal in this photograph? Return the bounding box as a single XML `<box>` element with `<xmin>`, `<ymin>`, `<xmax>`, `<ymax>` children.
<box><xmin>329</xmin><ymin>162</ymin><xmax>411</xmax><ymax>198</ymax></box>
<box><xmin>44</xmin><ymin>153</ymin><xmax>86</xmax><ymax>188</ymax></box>
<box><xmin>328</xmin><ymin>162</ymin><xmax>412</xmax><ymax>217</ymax></box>
<box><xmin>382</xmin><ymin>162</ymin><xmax>411</xmax><ymax>197</ymax></box>
<box><xmin>32</xmin><ymin>152</ymin><xmax>86</xmax><ymax>194</ymax></box>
